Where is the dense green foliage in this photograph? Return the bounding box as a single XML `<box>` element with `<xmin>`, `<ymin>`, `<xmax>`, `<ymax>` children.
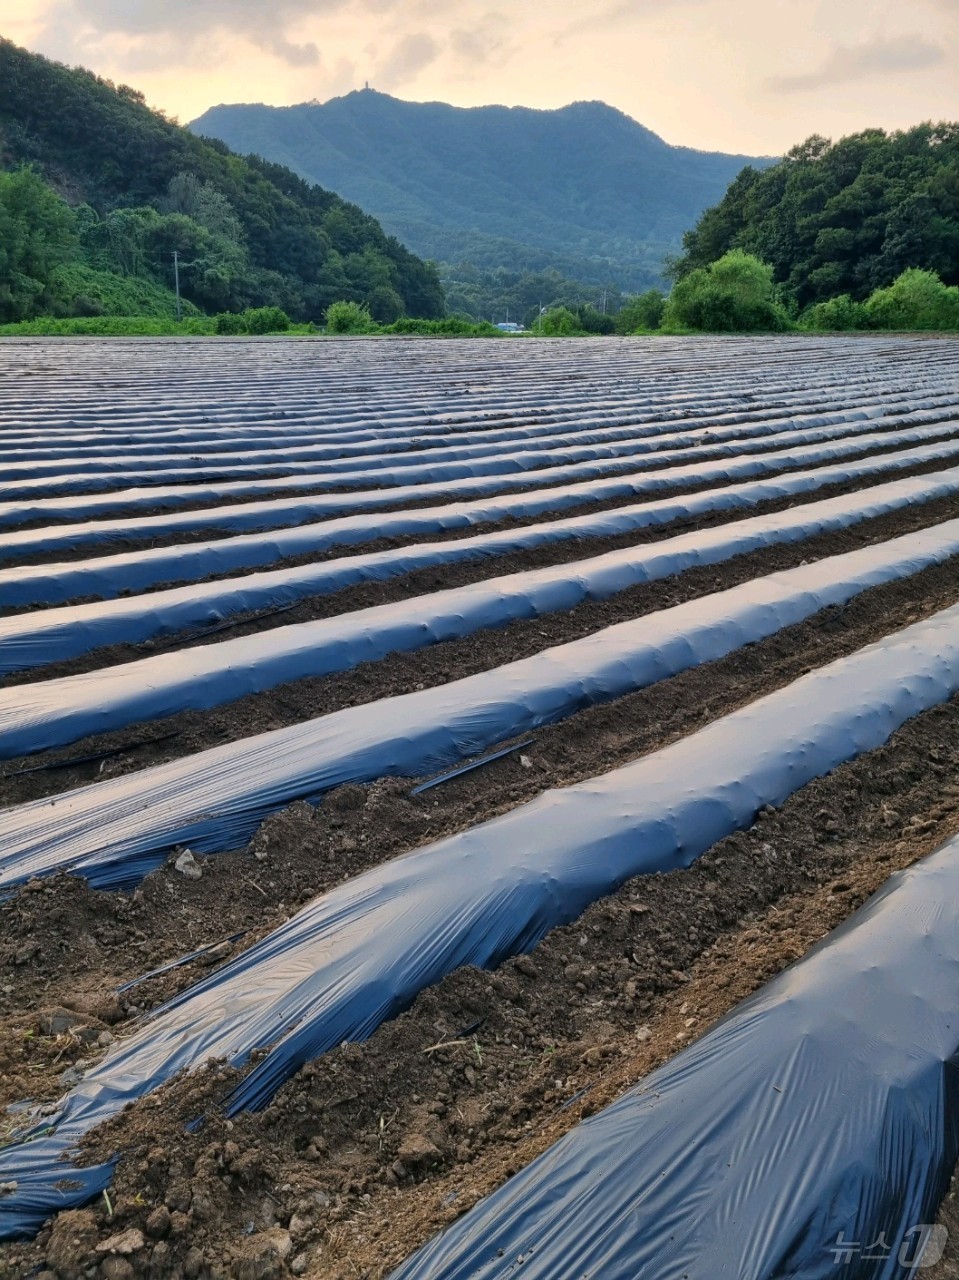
<box><xmin>385</xmin><ymin>316</ymin><xmax>501</xmax><ymax>336</ymax></box>
<box><xmin>797</xmin><ymin>294</ymin><xmax>868</xmax><ymax>332</ymax></box>
<box><xmin>440</xmin><ymin>263</ymin><xmax>627</xmax><ymax>328</ymax></box>
<box><xmin>317</xmin><ymin>306</ymin><xmax>506</xmax><ymax>337</ymax></box>
<box><xmin>862</xmin><ymin>268</ymin><xmax>959</xmax><ymax>331</ymax></box>
<box><xmin>0</xmin><ymin>164</ymin><xmax>223</xmax><ymax>321</ymax></box>
<box><xmin>0</xmin><ymin>315</ymin><xmax>217</xmax><ymax>336</ymax></box>
<box><xmin>243</xmin><ymin>305</ymin><xmax>292</xmax><ymax>334</ymax></box>
<box><xmin>52</xmin><ymin>261</ymin><xmax>201</xmax><ymax>318</ymax></box>
<box><xmin>624</xmin><ymin>257</ymin><xmax>958</xmax><ymax>335</ymax></box>
<box><xmin>214</xmin><ymin>306</ymin><xmax>293</xmax><ymax>335</ymax></box>
<box><xmin>191</xmin><ymin>91</ymin><xmax>771</xmax><ymax>293</ymax></box>
<box><xmin>0</xmin><ymin>167</ymin><xmax>77</xmax><ymax>319</ymax></box>
<box><xmin>663</xmin><ymin>251</ymin><xmax>790</xmax><ymax>332</ymax></box>
<box><xmin>615</xmin><ymin>290</ymin><xmax>667</xmax><ymax>333</ymax></box>
<box><xmin>0</xmin><ymin>39</ymin><xmax>444</xmax><ymax>322</ymax></box>
<box><xmin>325</xmin><ymin>300</ymin><xmax>376</xmax><ymax>334</ymax></box>
<box><xmin>0</xmin><ymin>309</ymin><xmax>309</xmax><ymax>336</ymax></box>
<box><xmin>534</xmin><ymin>307</ymin><xmax>587</xmax><ymax>337</ymax></box>
<box><xmin>675</xmin><ymin>124</ymin><xmax>959</xmax><ymax>309</ymax></box>
<box><xmin>797</xmin><ymin>268</ymin><xmax>959</xmax><ymax>333</ymax></box>
<box><xmin>0</xmin><ymin>310</ymin><xmax>512</xmax><ymax>338</ymax></box>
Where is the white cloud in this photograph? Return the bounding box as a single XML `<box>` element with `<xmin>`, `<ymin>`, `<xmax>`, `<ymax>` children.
<box><xmin>769</xmin><ymin>34</ymin><xmax>945</xmax><ymax>92</ymax></box>
<box><xmin>374</xmin><ymin>32</ymin><xmax>439</xmax><ymax>88</ymax></box>
<box><xmin>38</xmin><ymin>0</ymin><xmax>378</xmax><ymax>67</ymax></box>
<box><xmin>5</xmin><ymin>0</ymin><xmax>958</xmax><ymax>153</ymax></box>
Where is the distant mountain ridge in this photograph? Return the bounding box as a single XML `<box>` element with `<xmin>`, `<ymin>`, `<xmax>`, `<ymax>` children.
<box><xmin>190</xmin><ymin>91</ymin><xmax>774</xmax><ymax>290</ymax></box>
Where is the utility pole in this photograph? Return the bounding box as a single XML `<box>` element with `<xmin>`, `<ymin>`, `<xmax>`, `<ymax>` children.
<box><xmin>172</xmin><ymin>250</ymin><xmax>182</xmax><ymax>323</ymax></box>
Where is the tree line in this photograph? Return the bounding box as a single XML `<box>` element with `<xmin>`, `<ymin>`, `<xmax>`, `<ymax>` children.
<box><xmin>537</xmin><ymin>254</ymin><xmax>958</xmax><ymax>335</ymax></box>
<box><xmin>3</xmin><ymin>47</ymin><xmax>957</xmax><ymax>339</ymax></box>
<box><xmin>0</xmin><ymin>38</ymin><xmax>444</xmax><ymax>324</ymax></box>
<box><xmin>675</xmin><ymin>124</ymin><xmax>959</xmax><ymax>309</ymax></box>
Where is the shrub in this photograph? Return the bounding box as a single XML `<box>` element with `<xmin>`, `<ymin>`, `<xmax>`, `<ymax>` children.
<box><xmin>325</xmin><ymin>300</ymin><xmax>377</xmax><ymax>334</ymax></box>
<box><xmin>242</xmin><ymin>305</ymin><xmax>290</xmax><ymax>334</ymax></box>
<box><xmin>576</xmin><ymin>305</ymin><xmax>615</xmax><ymax>335</ymax></box>
<box><xmin>536</xmin><ymin>306</ymin><xmax>584</xmax><ymax>336</ymax></box>
<box><xmin>214</xmin><ymin>311</ymin><xmax>248</xmax><ymax>335</ymax></box>
<box><xmin>366</xmin><ymin>285</ymin><xmax>404</xmax><ymax>324</ymax></box>
<box><xmin>663</xmin><ymin>250</ymin><xmax>791</xmax><ymax>333</ymax></box>
<box><xmin>799</xmin><ymin>294</ymin><xmax>869</xmax><ymax>331</ymax></box>
<box><xmin>863</xmin><ymin>269</ymin><xmax>959</xmax><ymax>331</ymax></box>
<box><xmin>0</xmin><ymin>315</ymin><xmax>216</xmax><ymax>336</ymax></box>
<box><xmin>385</xmin><ymin>316</ymin><xmax>502</xmax><ymax>336</ymax></box>
<box><xmin>52</xmin><ymin>262</ymin><xmax>197</xmax><ymax>319</ymax></box>
<box><xmin>615</xmin><ymin>289</ymin><xmax>666</xmax><ymax>334</ymax></box>
<box><xmin>71</xmin><ymin>293</ymin><xmax>106</xmax><ymax>318</ymax></box>
<box><xmin>387</xmin><ymin>317</ymin><xmax>450</xmax><ymax>334</ymax></box>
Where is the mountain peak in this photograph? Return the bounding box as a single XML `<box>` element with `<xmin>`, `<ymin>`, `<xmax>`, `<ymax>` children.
<box><xmin>190</xmin><ymin>93</ymin><xmax>773</xmax><ymax>291</ymax></box>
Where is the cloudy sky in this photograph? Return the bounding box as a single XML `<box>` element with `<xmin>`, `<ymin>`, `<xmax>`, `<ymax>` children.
<box><xmin>2</xmin><ymin>0</ymin><xmax>956</xmax><ymax>154</ymax></box>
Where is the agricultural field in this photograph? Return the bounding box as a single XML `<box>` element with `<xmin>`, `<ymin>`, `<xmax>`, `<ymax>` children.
<box><xmin>3</xmin><ymin>333</ymin><xmax>959</xmax><ymax>1279</ymax></box>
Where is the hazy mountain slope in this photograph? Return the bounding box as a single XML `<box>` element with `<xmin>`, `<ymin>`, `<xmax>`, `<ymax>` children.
<box><xmin>191</xmin><ymin>91</ymin><xmax>773</xmax><ymax>289</ymax></box>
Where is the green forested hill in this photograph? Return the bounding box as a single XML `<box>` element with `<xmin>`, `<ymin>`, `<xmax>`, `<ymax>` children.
<box><xmin>190</xmin><ymin>91</ymin><xmax>772</xmax><ymax>291</ymax></box>
<box><xmin>675</xmin><ymin>125</ymin><xmax>959</xmax><ymax>309</ymax></box>
<box><xmin>0</xmin><ymin>39</ymin><xmax>444</xmax><ymax>322</ymax></box>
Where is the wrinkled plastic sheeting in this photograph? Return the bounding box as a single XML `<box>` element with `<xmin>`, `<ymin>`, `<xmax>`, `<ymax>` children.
<box><xmin>392</xmin><ymin>837</ymin><xmax>959</xmax><ymax>1280</ymax></box>
<box><xmin>5</xmin><ymin>517</ymin><xmax>959</xmax><ymax>888</ymax></box>
<box><xmin>9</xmin><ymin>414</ymin><xmax>872</xmax><ymax>501</ymax></box>
<box><xmin>7</xmin><ymin>431</ymin><xmax>959</xmax><ymax>571</ymax></box>
<box><xmin>0</xmin><ymin>399</ymin><xmax>896</xmax><ymax>481</ymax></box>
<box><xmin>5</xmin><ymin>602</ymin><xmax>959</xmax><ymax>1238</ymax></box>
<box><xmin>0</xmin><ymin>386</ymin><xmax>863</xmax><ymax>459</ymax></box>
<box><xmin>0</xmin><ymin>386</ymin><xmax>925</xmax><ymax>469</ymax></box>
<box><xmin>0</xmin><ymin>416</ymin><xmax>955</xmax><ymax>530</ymax></box>
<box><xmin>2</xmin><ymin>342</ymin><xmax>850</xmax><ymax>446</ymax></box>
<box><xmin>10</xmin><ymin>477</ymin><xmax>959</xmax><ymax>761</ymax></box>
<box><xmin>0</xmin><ymin>399</ymin><xmax>911</xmax><ymax>599</ymax></box>
<box><xmin>0</xmin><ymin>349</ymin><xmax>926</xmax><ymax>455</ymax></box>
<box><xmin>0</xmin><ymin>399</ymin><xmax>749</xmax><ymax>464</ymax></box>
<box><xmin>0</xmin><ymin>400</ymin><xmax>902</xmax><ymax>495</ymax></box>
<box><xmin>0</xmin><ymin>334</ymin><xmax>946</xmax><ymax>444</ymax></box>
<box><xmin>0</xmin><ymin>411</ymin><xmax>757</xmax><ymax>480</ymax></box>
<box><xmin>5</xmin><ymin>464</ymin><xmax>959</xmax><ymax>672</ymax></box>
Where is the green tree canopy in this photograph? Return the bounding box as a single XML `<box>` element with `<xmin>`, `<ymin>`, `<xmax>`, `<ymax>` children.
<box><xmin>325</xmin><ymin>299</ymin><xmax>376</xmax><ymax>333</ymax></box>
<box><xmin>535</xmin><ymin>306</ymin><xmax>585</xmax><ymax>336</ymax></box>
<box><xmin>798</xmin><ymin>294</ymin><xmax>868</xmax><ymax>332</ymax></box>
<box><xmin>0</xmin><ymin>37</ymin><xmax>445</xmax><ymax>321</ymax></box>
<box><xmin>864</xmin><ymin>268</ymin><xmax>959</xmax><ymax>331</ymax></box>
<box><xmin>675</xmin><ymin>124</ymin><xmax>959</xmax><ymax>309</ymax></box>
<box><xmin>615</xmin><ymin>289</ymin><xmax>666</xmax><ymax>333</ymax></box>
<box><xmin>663</xmin><ymin>250</ymin><xmax>790</xmax><ymax>332</ymax></box>
<box><xmin>0</xmin><ymin>167</ymin><xmax>76</xmax><ymax>320</ymax></box>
